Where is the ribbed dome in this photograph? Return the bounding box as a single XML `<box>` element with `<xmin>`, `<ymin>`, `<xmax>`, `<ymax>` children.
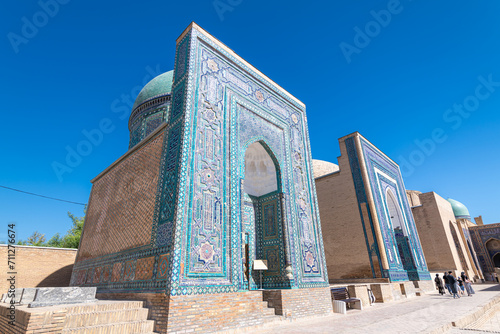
<box><xmin>312</xmin><ymin>159</ymin><xmax>339</xmax><ymax>179</ymax></box>
<box><xmin>447</xmin><ymin>198</ymin><xmax>471</xmax><ymax>219</ymax></box>
<box><xmin>132</xmin><ymin>71</ymin><xmax>174</xmax><ymax>111</ymax></box>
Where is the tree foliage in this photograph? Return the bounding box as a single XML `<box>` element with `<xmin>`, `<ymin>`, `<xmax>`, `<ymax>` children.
<box><xmin>27</xmin><ymin>231</ymin><xmax>46</xmax><ymax>246</ymax></box>
<box><xmin>17</xmin><ymin>208</ymin><xmax>85</xmax><ymax>249</ymax></box>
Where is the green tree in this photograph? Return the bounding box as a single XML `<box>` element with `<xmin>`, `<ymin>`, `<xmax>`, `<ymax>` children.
<box><xmin>26</xmin><ymin>231</ymin><xmax>46</xmax><ymax>246</ymax></box>
<box><xmin>16</xmin><ymin>207</ymin><xmax>86</xmax><ymax>249</ymax></box>
<box><xmin>46</xmin><ymin>233</ymin><xmax>63</xmax><ymax>247</ymax></box>
<box><xmin>60</xmin><ymin>210</ymin><xmax>85</xmax><ymax>248</ymax></box>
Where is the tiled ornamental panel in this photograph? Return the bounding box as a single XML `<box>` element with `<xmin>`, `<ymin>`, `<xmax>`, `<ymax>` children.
<box><xmin>161</xmin><ymin>24</ymin><xmax>329</xmax><ymax>297</ymax></box>
<box><xmin>76</xmin><ymin>131</ymin><xmax>165</xmax><ymax>262</ymax></box>
<box><xmin>470</xmin><ymin>223</ymin><xmax>500</xmax><ymax>275</ymax></box>
<box><xmin>355</xmin><ymin>136</ymin><xmax>431</xmax><ymax>281</ymax></box>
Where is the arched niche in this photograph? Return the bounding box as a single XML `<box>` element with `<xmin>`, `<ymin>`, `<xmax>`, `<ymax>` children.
<box><xmin>386</xmin><ymin>189</ymin><xmax>416</xmax><ymax>272</ymax></box>
<box><xmin>493</xmin><ymin>253</ymin><xmax>500</xmax><ymax>268</ymax></box>
<box><xmin>241</xmin><ymin>141</ymin><xmax>289</xmax><ymax>290</ymax></box>
<box><xmin>243</xmin><ymin>142</ymin><xmax>278</xmax><ymax>196</ymax></box>
<box><xmin>486</xmin><ymin>238</ymin><xmax>500</xmax><ymax>268</ymax></box>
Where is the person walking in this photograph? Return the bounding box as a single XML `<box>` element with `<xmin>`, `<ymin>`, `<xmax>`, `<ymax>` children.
<box><xmin>443</xmin><ymin>272</ymin><xmax>452</xmax><ymax>295</ymax></box>
<box><xmin>457</xmin><ymin>277</ymin><xmax>465</xmax><ymax>295</ymax></box>
<box><xmin>448</xmin><ymin>271</ymin><xmax>460</xmax><ymax>299</ymax></box>
<box><xmin>461</xmin><ymin>272</ymin><xmax>475</xmax><ymax>296</ymax></box>
<box><xmin>434</xmin><ymin>274</ymin><xmax>445</xmax><ymax>295</ymax></box>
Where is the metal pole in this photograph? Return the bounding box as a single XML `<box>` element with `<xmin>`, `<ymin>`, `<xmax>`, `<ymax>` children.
<box><xmin>260</xmin><ymin>270</ymin><xmax>263</xmax><ymax>290</ymax></box>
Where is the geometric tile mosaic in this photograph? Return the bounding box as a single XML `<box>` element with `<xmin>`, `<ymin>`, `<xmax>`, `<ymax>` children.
<box><xmin>157</xmin><ymin>254</ymin><xmax>169</xmax><ymax>280</ymax></box>
<box><xmin>111</xmin><ymin>262</ymin><xmax>123</xmax><ymax>282</ymax></box>
<box><xmin>135</xmin><ymin>256</ymin><xmax>155</xmax><ymax>280</ymax></box>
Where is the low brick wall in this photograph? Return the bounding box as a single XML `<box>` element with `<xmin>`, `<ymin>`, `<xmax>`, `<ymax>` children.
<box><xmin>96</xmin><ymin>292</ymin><xmax>171</xmax><ymax>332</ymax></box>
<box><xmin>413</xmin><ymin>279</ymin><xmax>436</xmax><ymax>293</ymax></box>
<box><xmin>263</xmin><ymin>287</ymin><xmax>332</xmax><ymax>319</ymax></box>
<box><xmin>370</xmin><ymin>283</ymin><xmax>394</xmax><ymax>303</ymax></box>
<box><xmin>98</xmin><ymin>291</ymin><xmax>275</xmax><ymax>333</ymax></box>
<box><xmin>98</xmin><ymin>287</ymin><xmax>333</xmax><ymax>333</ymax></box>
<box><xmin>0</xmin><ymin>245</ymin><xmax>77</xmax><ymax>293</ymax></box>
<box><xmin>347</xmin><ymin>285</ymin><xmax>371</xmax><ymax>307</ymax></box>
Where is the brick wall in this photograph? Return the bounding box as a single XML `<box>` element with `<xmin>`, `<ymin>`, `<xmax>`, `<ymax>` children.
<box><xmin>411</xmin><ymin>192</ymin><xmax>476</xmax><ymax>278</ymax></box>
<box><xmin>315</xmin><ymin>140</ymin><xmax>374</xmax><ymax>280</ymax></box>
<box><xmin>0</xmin><ymin>245</ymin><xmax>77</xmax><ymax>293</ymax></box>
<box><xmin>263</xmin><ymin>287</ymin><xmax>332</xmax><ymax>319</ymax></box>
<box><xmin>76</xmin><ymin>129</ymin><xmax>164</xmax><ymax>262</ymax></box>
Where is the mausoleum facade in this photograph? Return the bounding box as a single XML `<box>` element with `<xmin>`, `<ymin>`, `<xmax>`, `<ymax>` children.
<box><xmin>407</xmin><ymin>191</ymin><xmax>483</xmax><ymax>280</ymax></box>
<box><xmin>314</xmin><ymin>132</ymin><xmax>431</xmax><ymax>284</ymax></box>
<box><xmin>70</xmin><ymin>23</ymin><xmax>332</xmax><ymax>332</ymax></box>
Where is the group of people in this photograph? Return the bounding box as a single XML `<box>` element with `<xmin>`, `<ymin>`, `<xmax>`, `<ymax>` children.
<box><xmin>488</xmin><ymin>272</ymin><xmax>499</xmax><ymax>282</ymax></box>
<box><xmin>434</xmin><ymin>271</ymin><xmax>475</xmax><ymax>298</ymax></box>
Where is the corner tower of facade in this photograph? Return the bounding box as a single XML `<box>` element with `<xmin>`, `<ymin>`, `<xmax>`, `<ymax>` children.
<box><xmin>315</xmin><ymin>132</ymin><xmax>431</xmax><ymax>283</ymax></box>
<box><xmin>71</xmin><ymin>23</ymin><xmax>331</xmax><ymax>329</ymax></box>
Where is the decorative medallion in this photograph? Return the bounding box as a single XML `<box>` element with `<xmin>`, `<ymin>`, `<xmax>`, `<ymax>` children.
<box><xmin>203</xmin><ymin>107</ymin><xmax>217</xmax><ymax>123</ymax></box>
<box><xmin>255</xmin><ymin>90</ymin><xmax>264</xmax><ymax>102</ymax></box>
<box><xmin>207</xmin><ymin>59</ymin><xmax>219</xmax><ymax>72</ymax></box>
<box><xmin>306</xmin><ymin>251</ymin><xmax>315</xmax><ymax>267</ymax></box>
<box><xmin>291</xmin><ymin>113</ymin><xmax>299</xmax><ymax>124</ymax></box>
<box><xmin>200</xmin><ymin>168</ymin><xmax>216</xmax><ymax>187</ymax></box>
<box><xmin>294</xmin><ymin>151</ymin><xmax>301</xmax><ymax>162</ymax></box>
<box><xmin>199</xmin><ymin>241</ymin><xmax>215</xmax><ymax>264</ymax></box>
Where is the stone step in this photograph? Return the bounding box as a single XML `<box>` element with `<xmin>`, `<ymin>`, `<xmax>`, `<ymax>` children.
<box><xmin>61</xmin><ymin>319</ymin><xmax>155</xmax><ymax>334</ymax></box>
<box><xmin>64</xmin><ymin>307</ymin><xmax>150</xmax><ymax>327</ymax></box>
<box><xmin>65</xmin><ymin>300</ymin><xmax>145</xmax><ymax>314</ymax></box>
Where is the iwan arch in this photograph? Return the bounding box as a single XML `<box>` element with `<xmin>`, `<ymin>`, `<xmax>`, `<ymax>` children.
<box><xmin>71</xmin><ymin>23</ymin><xmax>332</xmax><ymax>332</ymax></box>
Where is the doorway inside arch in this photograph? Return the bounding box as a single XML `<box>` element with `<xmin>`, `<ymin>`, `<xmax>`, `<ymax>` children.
<box><xmin>493</xmin><ymin>253</ymin><xmax>500</xmax><ymax>268</ymax></box>
<box><xmin>242</xmin><ymin>141</ymin><xmax>288</xmax><ymax>290</ymax></box>
<box><xmin>486</xmin><ymin>239</ymin><xmax>500</xmax><ymax>269</ymax></box>
<box><xmin>386</xmin><ymin>189</ymin><xmax>417</xmax><ymax>277</ymax></box>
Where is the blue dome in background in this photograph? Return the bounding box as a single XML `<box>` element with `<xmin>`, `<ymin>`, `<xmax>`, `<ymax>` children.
<box><xmin>132</xmin><ymin>71</ymin><xmax>174</xmax><ymax>111</ymax></box>
<box><xmin>447</xmin><ymin>198</ymin><xmax>471</xmax><ymax>219</ymax></box>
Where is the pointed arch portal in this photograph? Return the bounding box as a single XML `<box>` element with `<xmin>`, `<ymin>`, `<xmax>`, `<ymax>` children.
<box><xmin>486</xmin><ymin>238</ymin><xmax>500</xmax><ymax>268</ymax></box>
<box><xmin>386</xmin><ymin>189</ymin><xmax>417</xmax><ymax>274</ymax></box>
<box><xmin>493</xmin><ymin>253</ymin><xmax>500</xmax><ymax>268</ymax></box>
<box><xmin>241</xmin><ymin>141</ymin><xmax>288</xmax><ymax>290</ymax></box>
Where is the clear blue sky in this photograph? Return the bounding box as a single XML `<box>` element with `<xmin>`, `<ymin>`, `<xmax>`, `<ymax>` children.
<box><xmin>1</xmin><ymin>0</ymin><xmax>499</xmax><ymax>241</ymax></box>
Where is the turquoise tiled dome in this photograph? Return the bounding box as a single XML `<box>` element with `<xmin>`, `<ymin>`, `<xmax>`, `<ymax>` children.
<box><xmin>447</xmin><ymin>198</ymin><xmax>471</xmax><ymax>219</ymax></box>
<box><xmin>132</xmin><ymin>71</ymin><xmax>174</xmax><ymax>111</ymax></box>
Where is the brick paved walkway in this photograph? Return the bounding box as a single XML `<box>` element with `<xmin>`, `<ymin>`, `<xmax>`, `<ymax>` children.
<box><xmin>255</xmin><ymin>283</ymin><xmax>500</xmax><ymax>334</ymax></box>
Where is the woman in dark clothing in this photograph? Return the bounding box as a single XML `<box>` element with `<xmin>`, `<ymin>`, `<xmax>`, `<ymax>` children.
<box><xmin>448</xmin><ymin>271</ymin><xmax>460</xmax><ymax>299</ymax></box>
<box><xmin>457</xmin><ymin>277</ymin><xmax>465</xmax><ymax>295</ymax></box>
<box><xmin>443</xmin><ymin>272</ymin><xmax>452</xmax><ymax>294</ymax></box>
<box><xmin>434</xmin><ymin>274</ymin><xmax>445</xmax><ymax>295</ymax></box>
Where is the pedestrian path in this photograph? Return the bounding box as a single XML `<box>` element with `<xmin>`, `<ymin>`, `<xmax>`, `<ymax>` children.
<box><xmin>256</xmin><ymin>284</ymin><xmax>500</xmax><ymax>333</ymax></box>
